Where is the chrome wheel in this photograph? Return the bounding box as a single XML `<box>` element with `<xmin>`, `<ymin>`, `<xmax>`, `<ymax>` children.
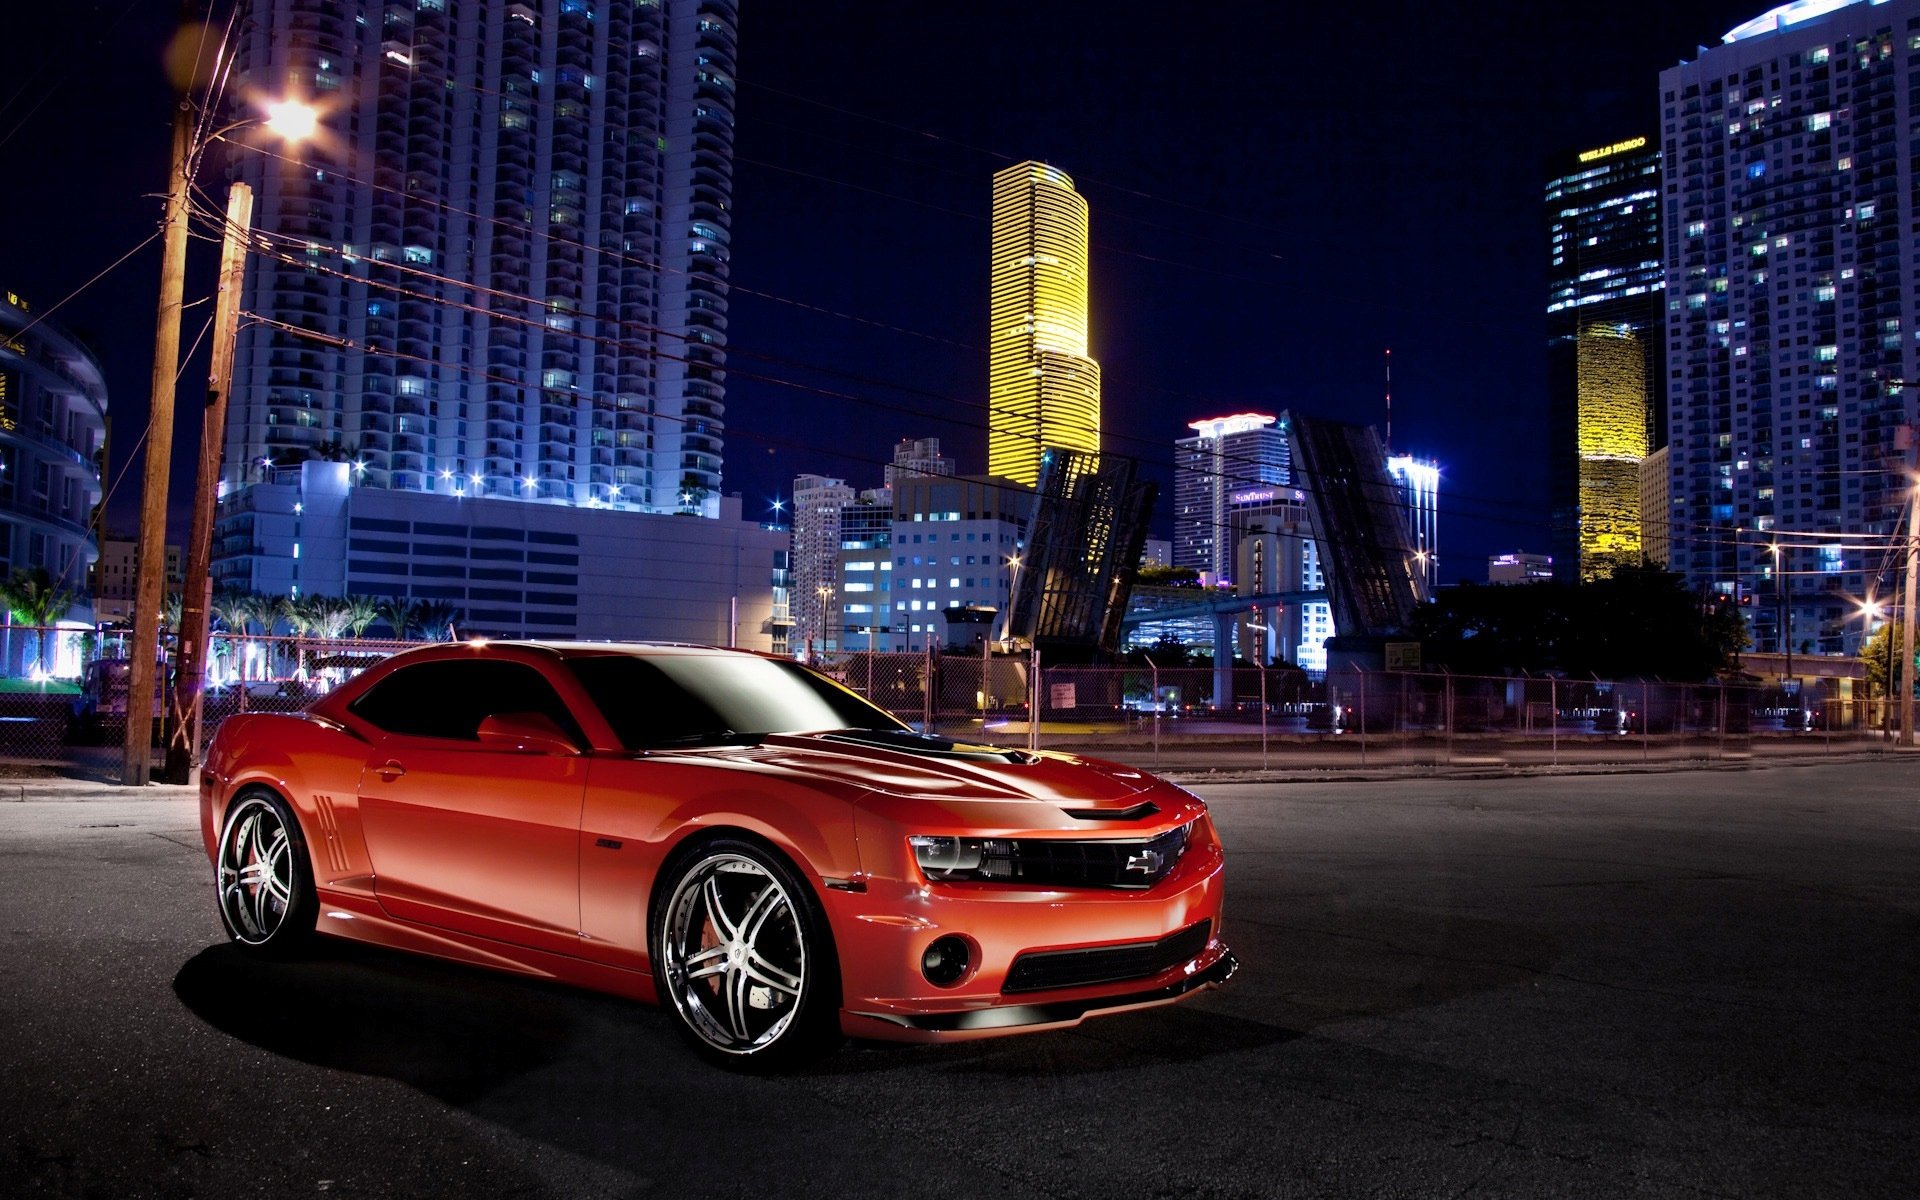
<box><xmin>659</xmin><ymin>849</ymin><xmax>811</xmax><ymax>1056</ymax></box>
<box><xmin>216</xmin><ymin>795</ymin><xmax>301</xmax><ymax>947</ymax></box>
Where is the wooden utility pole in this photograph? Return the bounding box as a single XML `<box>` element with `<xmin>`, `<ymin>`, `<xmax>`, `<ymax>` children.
<box><xmin>163</xmin><ymin>183</ymin><xmax>253</xmax><ymax>784</ymax></box>
<box><xmin>121</xmin><ymin>100</ymin><xmax>195</xmax><ymax>786</ymax></box>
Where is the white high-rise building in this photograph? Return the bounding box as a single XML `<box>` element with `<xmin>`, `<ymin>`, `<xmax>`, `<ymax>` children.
<box><xmin>222</xmin><ymin>0</ymin><xmax>736</xmax><ymax>556</ymax></box>
<box><xmin>1173</xmin><ymin>413</ymin><xmax>1291</xmax><ymax>582</ymax></box>
<box><xmin>884</xmin><ymin>437</ymin><xmax>955</xmax><ymax>488</ymax></box>
<box><xmin>1663</xmin><ymin>0</ymin><xmax>1920</xmax><ymax>653</ymax></box>
<box><xmin>791</xmin><ymin>474</ymin><xmax>855</xmax><ymax>659</ymax></box>
<box><xmin>1387</xmin><ymin>453</ymin><xmax>1441</xmax><ymax>595</ymax></box>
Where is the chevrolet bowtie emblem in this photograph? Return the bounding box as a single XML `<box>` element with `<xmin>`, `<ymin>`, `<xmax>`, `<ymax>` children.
<box><xmin>1124</xmin><ymin>849</ymin><xmax>1162</xmax><ymax>875</ymax></box>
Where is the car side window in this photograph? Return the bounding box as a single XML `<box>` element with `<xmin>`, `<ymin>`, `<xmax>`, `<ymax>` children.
<box><xmin>350</xmin><ymin>660</ymin><xmax>584</xmax><ymax>746</ymax></box>
<box><xmin>564</xmin><ymin>655</ymin><xmax>729</xmax><ymax>748</ymax></box>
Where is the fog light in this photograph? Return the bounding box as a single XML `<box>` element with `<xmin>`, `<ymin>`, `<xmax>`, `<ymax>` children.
<box><xmin>921</xmin><ymin>935</ymin><xmax>971</xmax><ymax>987</ymax></box>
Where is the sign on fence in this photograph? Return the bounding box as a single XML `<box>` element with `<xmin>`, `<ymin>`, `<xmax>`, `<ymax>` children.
<box><xmin>1049</xmin><ymin>681</ymin><xmax>1077</xmax><ymax>711</ymax></box>
<box><xmin>1384</xmin><ymin>642</ymin><xmax>1422</xmax><ymax>671</ymax></box>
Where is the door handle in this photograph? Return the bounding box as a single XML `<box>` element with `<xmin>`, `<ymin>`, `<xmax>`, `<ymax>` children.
<box><xmin>375</xmin><ymin>759</ymin><xmax>406</xmax><ymax>781</ymax></box>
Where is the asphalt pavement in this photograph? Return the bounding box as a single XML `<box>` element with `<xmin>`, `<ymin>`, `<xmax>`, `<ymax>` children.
<box><xmin>1</xmin><ymin>759</ymin><xmax>1915</xmax><ymax>1198</ymax></box>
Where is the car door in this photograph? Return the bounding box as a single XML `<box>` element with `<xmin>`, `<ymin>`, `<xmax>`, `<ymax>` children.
<box><xmin>349</xmin><ymin>657</ymin><xmax>589</xmax><ymax>957</ymax></box>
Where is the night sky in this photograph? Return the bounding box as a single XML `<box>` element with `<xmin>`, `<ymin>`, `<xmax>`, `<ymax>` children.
<box><xmin>1</xmin><ymin>0</ymin><xmax>1766</xmax><ymax>580</ymax></box>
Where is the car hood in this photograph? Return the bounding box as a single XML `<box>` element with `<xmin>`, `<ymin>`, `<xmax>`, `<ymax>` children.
<box><xmin>689</xmin><ymin>730</ymin><xmax>1159</xmax><ymax>806</ymax></box>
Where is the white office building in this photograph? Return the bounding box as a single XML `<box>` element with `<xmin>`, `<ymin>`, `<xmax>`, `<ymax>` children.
<box><xmin>218</xmin><ymin>0</ymin><xmax>739</xmax><ymax>607</ymax></box>
<box><xmin>214</xmin><ymin>461</ymin><xmax>784</xmax><ymax>644</ymax></box>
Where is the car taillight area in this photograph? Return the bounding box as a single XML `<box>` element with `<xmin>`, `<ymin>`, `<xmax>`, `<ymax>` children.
<box><xmin>909</xmin><ymin>821</ymin><xmax>1193</xmax><ymax>889</ymax></box>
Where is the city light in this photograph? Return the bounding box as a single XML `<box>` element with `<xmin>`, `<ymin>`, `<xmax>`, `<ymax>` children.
<box><xmin>263</xmin><ymin>99</ymin><xmax>319</xmax><ymax>142</ymax></box>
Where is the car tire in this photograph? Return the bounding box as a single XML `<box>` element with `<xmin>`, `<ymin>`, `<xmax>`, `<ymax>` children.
<box><xmin>651</xmin><ymin>836</ymin><xmax>841</xmax><ymax>1068</ymax></box>
<box><xmin>214</xmin><ymin>789</ymin><xmax>318</xmax><ymax>956</ymax></box>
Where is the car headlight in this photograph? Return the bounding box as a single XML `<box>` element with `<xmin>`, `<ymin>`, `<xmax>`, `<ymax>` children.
<box><xmin>908</xmin><ymin>835</ymin><xmax>1017</xmax><ymax>881</ymax></box>
<box><xmin>908</xmin><ymin>826</ymin><xmax>1193</xmax><ymax>888</ymax></box>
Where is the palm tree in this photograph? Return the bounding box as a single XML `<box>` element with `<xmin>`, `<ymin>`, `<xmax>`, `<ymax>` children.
<box><xmin>209</xmin><ymin>587</ymin><xmax>252</xmax><ymax>682</ymax></box>
<box><xmin>0</xmin><ymin>566</ymin><xmax>77</xmax><ymax>677</ymax></box>
<box><xmin>411</xmin><ymin>599</ymin><xmax>462</xmax><ymax>642</ymax></box>
<box><xmin>225</xmin><ymin>591</ymin><xmax>279</xmax><ymax>681</ymax></box>
<box><xmin>343</xmin><ymin>594</ymin><xmax>380</xmax><ymax>639</ymax></box>
<box><xmin>278</xmin><ymin>595</ymin><xmax>317</xmax><ymax>678</ymax></box>
<box><xmin>376</xmin><ymin>595</ymin><xmax>415</xmax><ymax>640</ymax></box>
<box><xmin>235</xmin><ymin>591</ymin><xmax>278</xmax><ymax>637</ymax></box>
<box><xmin>210</xmin><ymin>587</ymin><xmax>252</xmax><ymax>635</ymax></box>
<box><xmin>309</xmin><ymin>595</ymin><xmax>352</xmax><ymax>641</ymax></box>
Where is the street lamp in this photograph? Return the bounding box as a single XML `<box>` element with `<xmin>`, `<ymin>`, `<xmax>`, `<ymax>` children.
<box><xmin>1901</xmin><ymin>476</ymin><xmax>1920</xmax><ymax>748</ymax></box>
<box><xmin>998</xmin><ymin>553</ymin><xmax>1023</xmax><ymax>650</ymax></box>
<box><xmin>130</xmin><ymin>92</ymin><xmax>317</xmax><ymax>786</ymax></box>
<box><xmin>816</xmin><ymin>585</ymin><xmax>832</xmax><ymax>665</ymax></box>
<box><xmin>1768</xmin><ymin>541</ymin><xmax>1793</xmax><ymax>699</ymax></box>
<box><xmin>1859</xmin><ymin>596</ymin><xmax>1891</xmax><ymax>736</ymax></box>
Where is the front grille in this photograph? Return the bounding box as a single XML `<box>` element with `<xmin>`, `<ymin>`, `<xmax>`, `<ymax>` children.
<box><xmin>968</xmin><ymin>822</ymin><xmax>1192</xmax><ymax>890</ymax></box>
<box><xmin>1003</xmin><ymin>919</ymin><xmax>1213</xmax><ymax>994</ymax></box>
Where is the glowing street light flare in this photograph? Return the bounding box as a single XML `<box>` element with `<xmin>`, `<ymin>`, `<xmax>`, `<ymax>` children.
<box><xmin>263</xmin><ymin>99</ymin><xmax>319</xmax><ymax>143</ymax></box>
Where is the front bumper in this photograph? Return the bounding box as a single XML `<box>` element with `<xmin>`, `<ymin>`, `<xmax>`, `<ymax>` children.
<box><xmin>845</xmin><ymin>944</ymin><xmax>1238</xmax><ymax>1040</ymax></box>
<box><xmin>828</xmin><ymin>822</ymin><xmax>1232</xmax><ymax>1043</ymax></box>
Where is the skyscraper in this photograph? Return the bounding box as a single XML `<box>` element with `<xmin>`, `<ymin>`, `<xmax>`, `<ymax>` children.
<box><xmin>224</xmin><ymin>0</ymin><xmax>735</xmax><ymax>516</ymax></box>
<box><xmin>1173</xmin><ymin>413</ymin><xmax>1291</xmax><ymax>581</ymax></box>
<box><xmin>1386</xmin><ymin>452</ymin><xmax>1441</xmax><ymax>595</ymax></box>
<box><xmin>791</xmin><ymin>474</ymin><xmax>854</xmax><ymax>658</ymax></box>
<box><xmin>0</xmin><ymin>289</ymin><xmax>105</xmax><ymax>600</ymax></box>
<box><xmin>988</xmin><ymin>161</ymin><xmax>1100</xmax><ymax>486</ymax></box>
<box><xmin>1662</xmin><ymin>0</ymin><xmax>1920</xmax><ymax>653</ymax></box>
<box><xmin>1546</xmin><ymin>135</ymin><xmax>1664</xmax><ymax>581</ymax></box>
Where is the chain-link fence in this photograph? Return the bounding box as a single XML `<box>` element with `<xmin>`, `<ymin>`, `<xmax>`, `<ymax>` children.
<box><xmin>0</xmin><ymin>627</ymin><xmax>420</xmax><ymax>768</ymax></box>
<box><xmin>0</xmin><ymin>629</ymin><xmax>1893</xmax><ymax>773</ymax></box>
<box><xmin>818</xmin><ymin>652</ymin><xmax>1894</xmax><ymax>771</ymax></box>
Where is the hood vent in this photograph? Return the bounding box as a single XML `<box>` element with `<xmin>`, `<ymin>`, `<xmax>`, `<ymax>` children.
<box><xmin>814</xmin><ymin>729</ymin><xmax>1037</xmax><ymax>765</ymax></box>
<box><xmin>1061</xmin><ymin>800</ymin><xmax>1160</xmax><ymax>822</ymax></box>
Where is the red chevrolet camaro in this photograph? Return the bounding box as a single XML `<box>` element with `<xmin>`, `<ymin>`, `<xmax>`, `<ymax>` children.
<box><xmin>199</xmin><ymin>641</ymin><xmax>1235</xmax><ymax>1065</ymax></box>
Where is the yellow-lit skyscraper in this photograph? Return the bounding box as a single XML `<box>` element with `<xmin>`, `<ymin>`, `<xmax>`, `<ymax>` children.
<box><xmin>1574</xmin><ymin>323</ymin><xmax>1648</xmax><ymax>579</ymax></box>
<box><xmin>989</xmin><ymin>161</ymin><xmax>1100</xmax><ymax>486</ymax></box>
<box><xmin>1545</xmin><ymin>135</ymin><xmax>1661</xmax><ymax>582</ymax></box>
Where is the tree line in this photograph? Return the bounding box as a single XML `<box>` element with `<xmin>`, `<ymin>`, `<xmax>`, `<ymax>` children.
<box><xmin>0</xmin><ymin>563</ymin><xmax>467</xmax><ymax>676</ymax></box>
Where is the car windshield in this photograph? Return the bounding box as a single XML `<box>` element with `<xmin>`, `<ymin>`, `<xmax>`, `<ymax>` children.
<box><xmin>564</xmin><ymin>651</ymin><xmax>904</xmax><ymax>751</ymax></box>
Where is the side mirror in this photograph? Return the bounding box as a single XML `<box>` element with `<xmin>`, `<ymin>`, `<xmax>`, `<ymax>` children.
<box><xmin>475</xmin><ymin>711</ymin><xmax>581</xmax><ymax>755</ymax></box>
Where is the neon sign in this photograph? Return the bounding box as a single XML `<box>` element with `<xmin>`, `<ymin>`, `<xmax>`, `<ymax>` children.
<box><xmin>1578</xmin><ymin>136</ymin><xmax>1648</xmax><ymax>163</ymax></box>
